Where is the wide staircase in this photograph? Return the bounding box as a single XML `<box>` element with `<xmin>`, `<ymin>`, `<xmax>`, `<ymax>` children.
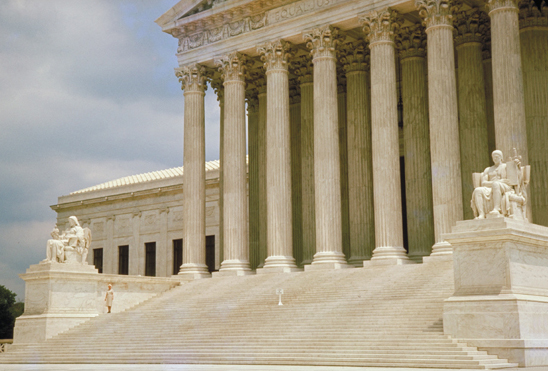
<box><xmin>1</xmin><ymin>261</ymin><xmax>518</xmax><ymax>368</ymax></box>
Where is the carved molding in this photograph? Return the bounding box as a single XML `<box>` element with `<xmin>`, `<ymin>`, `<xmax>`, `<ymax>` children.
<box><xmin>258</xmin><ymin>39</ymin><xmax>294</xmax><ymax>72</ymax></box>
<box><xmin>416</xmin><ymin>0</ymin><xmax>455</xmax><ymax>29</ymax></box>
<box><xmin>454</xmin><ymin>6</ymin><xmax>486</xmax><ymax>46</ymax></box>
<box><xmin>176</xmin><ymin>63</ymin><xmax>208</xmax><ymax>92</ymax></box>
<box><xmin>340</xmin><ymin>41</ymin><xmax>370</xmax><ymax>72</ymax></box>
<box><xmin>292</xmin><ymin>54</ymin><xmax>314</xmax><ymax>84</ymax></box>
<box><xmin>215</xmin><ymin>52</ymin><xmax>248</xmax><ymax>82</ymax></box>
<box><xmin>397</xmin><ymin>24</ymin><xmax>427</xmax><ymax>59</ymax></box>
<box><xmin>178</xmin><ymin>13</ymin><xmax>266</xmax><ymax>53</ymax></box>
<box><xmin>360</xmin><ymin>8</ymin><xmax>402</xmax><ymax>46</ymax></box>
<box><xmin>519</xmin><ymin>0</ymin><xmax>548</xmax><ymax>28</ymax></box>
<box><xmin>488</xmin><ymin>0</ymin><xmax>519</xmax><ymax>14</ymax></box>
<box><xmin>303</xmin><ymin>25</ymin><xmax>341</xmax><ymax>60</ymax></box>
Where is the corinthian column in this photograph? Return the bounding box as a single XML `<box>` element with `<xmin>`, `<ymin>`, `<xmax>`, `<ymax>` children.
<box><xmin>519</xmin><ymin>0</ymin><xmax>548</xmax><ymax>225</ymax></box>
<box><xmin>256</xmin><ymin>75</ymin><xmax>268</xmax><ymax>267</ymax></box>
<box><xmin>257</xmin><ymin>40</ymin><xmax>299</xmax><ymax>272</ymax></box>
<box><xmin>340</xmin><ymin>41</ymin><xmax>375</xmax><ymax>265</ymax></box>
<box><xmin>211</xmin><ymin>80</ymin><xmax>225</xmax><ymax>265</ymax></box>
<box><xmin>454</xmin><ymin>7</ymin><xmax>490</xmax><ymax>220</ymax></box>
<box><xmin>303</xmin><ymin>26</ymin><xmax>348</xmax><ymax>269</ymax></box>
<box><xmin>294</xmin><ymin>55</ymin><xmax>316</xmax><ymax>266</ymax></box>
<box><xmin>214</xmin><ymin>53</ymin><xmax>252</xmax><ymax>275</ymax></box>
<box><xmin>289</xmin><ymin>81</ymin><xmax>303</xmax><ymax>265</ymax></box>
<box><xmin>397</xmin><ymin>25</ymin><xmax>435</xmax><ymax>262</ymax></box>
<box><xmin>416</xmin><ymin>0</ymin><xmax>463</xmax><ymax>256</ymax></box>
<box><xmin>487</xmin><ymin>0</ymin><xmax>529</xmax><ymax>168</ymax></box>
<box><xmin>176</xmin><ymin>64</ymin><xmax>210</xmax><ymax>278</ymax></box>
<box><xmin>360</xmin><ymin>9</ymin><xmax>410</xmax><ymax>265</ymax></box>
<box><xmin>246</xmin><ymin>87</ymin><xmax>260</xmax><ymax>270</ymax></box>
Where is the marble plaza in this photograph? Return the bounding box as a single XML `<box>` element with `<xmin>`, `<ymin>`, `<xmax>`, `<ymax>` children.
<box><xmin>2</xmin><ymin>0</ymin><xmax>548</xmax><ymax>368</ymax></box>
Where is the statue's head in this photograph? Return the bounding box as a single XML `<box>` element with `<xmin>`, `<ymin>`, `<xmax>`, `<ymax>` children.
<box><xmin>492</xmin><ymin>150</ymin><xmax>503</xmax><ymax>163</ymax></box>
<box><xmin>68</xmin><ymin>216</ymin><xmax>80</xmax><ymax>227</ymax></box>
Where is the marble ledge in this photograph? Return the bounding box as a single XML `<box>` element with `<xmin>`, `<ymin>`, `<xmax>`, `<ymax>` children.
<box><xmin>443</xmin><ymin>217</ymin><xmax>548</xmax><ymax>243</ymax></box>
<box><xmin>445</xmin><ymin>293</ymin><xmax>548</xmax><ymax>304</ymax></box>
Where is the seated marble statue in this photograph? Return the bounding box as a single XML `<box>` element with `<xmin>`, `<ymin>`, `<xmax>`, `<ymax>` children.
<box><xmin>471</xmin><ymin>149</ymin><xmax>530</xmax><ymax>221</ymax></box>
<box><xmin>43</xmin><ymin>216</ymin><xmax>92</xmax><ymax>264</ymax></box>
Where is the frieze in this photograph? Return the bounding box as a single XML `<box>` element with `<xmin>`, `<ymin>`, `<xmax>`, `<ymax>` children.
<box><xmin>266</xmin><ymin>0</ymin><xmax>346</xmax><ymax>25</ymax></box>
<box><xmin>177</xmin><ymin>0</ymin><xmax>347</xmax><ymax>54</ymax></box>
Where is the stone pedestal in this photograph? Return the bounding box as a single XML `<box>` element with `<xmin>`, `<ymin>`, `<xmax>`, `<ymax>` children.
<box><xmin>443</xmin><ymin>218</ymin><xmax>548</xmax><ymax>366</ymax></box>
<box><xmin>14</xmin><ymin>262</ymin><xmax>99</xmax><ymax>344</ymax></box>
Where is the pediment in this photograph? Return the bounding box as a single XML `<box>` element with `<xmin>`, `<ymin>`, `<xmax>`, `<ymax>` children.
<box><xmin>156</xmin><ymin>0</ymin><xmax>216</xmax><ymax>28</ymax></box>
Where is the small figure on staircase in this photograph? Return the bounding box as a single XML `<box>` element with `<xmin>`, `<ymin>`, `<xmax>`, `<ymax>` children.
<box><xmin>105</xmin><ymin>284</ymin><xmax>114</xmax><ymax>313</ymax></box>
<box><xmin>471</xmin><ymin>149</ymin><xmax>530</xmax><ymax>220</ymax></box>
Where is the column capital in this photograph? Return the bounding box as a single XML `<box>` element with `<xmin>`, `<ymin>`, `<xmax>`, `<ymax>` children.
<box><xmin>487</xmin><ymin>0</ymin><xmax>519</xmax><ymax>15</ymax></box>
<box><xmin>340</xmin><ymin>41</ymin><xmax>370</xmax><ymax>73</ymax></box>
<box><xmin>396</xmin><ymin>24</ymin><xmax>426</xmax><ymax>59</ymax></box>
<box><xmin>359</xmin><ymin>8</ymin><xmax>403</xmax><ymax>46</ymax></box>
<box><xmin>303</xmin><ymin>25</ymin><xmax>341</xmax><ymax>60</ymax></box>
<box><xmin>415</xmin><ymin>0</ymin><xmax>455</xmax><ymax>30</ymax></box>
<box><xmin>519</xmin><ymin>0</ymin><xmax>548</xmax><ymax>28</ymax></box>
<box><xmin>257</xmin><ymin>39</ymin><xmax>294</xmax><ymax>72</ymax></box>
<box><xmin>252</xmin><ymin>72</ymin><xmax>267</xmax><ymax>95</ymax></box>
<box><xmin>480</xmin><ymin>11</ymin><xmax>492</xmax><ymax>59</ymax></box>
<box><xmin>289</xmin><ymin>79</ymin><xmax>301</xmax><ymax>105</ymax></box>
<box><xmin>176</xmin><ymin>63</ymin><xmax>208</xmax><ymax>93</ymax></box>
<box><xmin>454</xmin><ymin>7</ymin><xmax>486</xmax><ymax>46</ymax></box>
<box><xmin>246</xmin><ymin>88</ymin><xmax>259</xmax><ymax>113</ymax></box>
<box><xmin>211</xmin><ymin>79</ymin><xmax>224</xmax><ymax>102</ymax></box>
<box><xmin>292</xmin><ymin>54</ymin><xmax>314</xmax><ymax>84</ymax></box>
<box><xmin>214</xmin><ymin>52</ymin><xmax>248</xmax><ymax>83</ymax></box>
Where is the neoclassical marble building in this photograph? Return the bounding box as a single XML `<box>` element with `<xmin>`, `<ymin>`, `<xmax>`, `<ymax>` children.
<box><xmin>54</xmin><ymin>0</ymin><xmax>547</xmax><ymax>279</ymax></box>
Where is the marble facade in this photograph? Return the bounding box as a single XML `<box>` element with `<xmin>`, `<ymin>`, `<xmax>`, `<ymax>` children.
<box><xmin>37</xmin><ymin>0</ymin><xmax>548</xmax><ymax>365</ymax></box>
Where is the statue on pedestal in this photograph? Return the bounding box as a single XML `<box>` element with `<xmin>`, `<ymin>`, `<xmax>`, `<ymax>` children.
<box><xmin>43</xmin><ymin>216</ymin><xmax>92</xmax><ymax>264</ymax></box>
<box><xmin>471</xmin><ymin>149</ymin><xmax>530</xmax><ymax>220</ymax></box>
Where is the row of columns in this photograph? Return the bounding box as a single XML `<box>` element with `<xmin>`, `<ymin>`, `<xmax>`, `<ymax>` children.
<box><xmin>176</xmin><ymin>0</ymin><xmax>547</xmax><ymax>276</ymax></box>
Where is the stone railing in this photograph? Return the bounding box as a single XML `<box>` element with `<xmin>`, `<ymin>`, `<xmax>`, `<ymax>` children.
<box><xmin>0</xmin><ymin>339</ymin><xmax>13</xmax><ymax>353</ymax></box>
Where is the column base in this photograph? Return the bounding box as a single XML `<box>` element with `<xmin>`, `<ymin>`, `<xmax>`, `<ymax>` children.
<box><xmin>212</xmin><ymin>269</ymin><xmax>255</xmax><ymax>277</ymax></box>
<box><xmin>307</xmin><ymin>251</ymin><xmax>349</xmax><ymax>270</ymax></box>
<box><xmin>262</xmin><ymin>255</ymin><xmax>298</xmax><ymax>269</ymax></box>
<box><xmin>369</xmin><ymin>246</ymin><xmax>411</xmax><ymax>265</ymax></box>
<box><xmin>173</xmin><ymin>272</ymin><xmax>211</xmax><ymax>281</ymax></box>
<box><xmin>407</xmin><ymin>252</ymin><xmax>430</xmax><ymax>263</ymax></box>
<box><xmin>256</xmin><ymin>266</ymin><xmax>304</xmax><ymax>274</ymax></box>
<box><xmin>178</xmin><ymin>263</ymin><xmax>211</xmax><ymax>276</ymax></box>
<box><xmin>423</xmin><ymin>241</ymin><xmax>453</xmax><ymax>263</ymax></box>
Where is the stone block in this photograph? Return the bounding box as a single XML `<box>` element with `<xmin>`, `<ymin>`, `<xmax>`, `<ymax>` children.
<box><xmin>443</xmin><ymin>218</ymin><xmax>548</xmax><ymax>366</ymax></box>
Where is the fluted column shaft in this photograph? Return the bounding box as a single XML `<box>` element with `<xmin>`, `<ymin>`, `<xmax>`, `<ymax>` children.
<box><xmin>488</xmin><ymin>0</ymin><xmax>528</xmax><ymax>167</ymax></box>
<box><xmin>341</xmin><ymin>42</ymin><xmax>375</xmax><ymax>265</ymax></box>
<box><xmin>290</xmin><ymin>93</ymin><xmax>303</xmax><ymax>265</ymax></box>
<box><xmin>337</xmin><ymin>79</ymin><xmax>351</xmax><ymax>260</ymax></box>
<box><xmin>258</xmin><ymin>40</ymin><xmax>297</xmax><ymax>270</ymax></box>
<box><xmin>257</xmin><ymin>86</ymin><xmax>268</xmax><ymax>267</ymax></box>
<box><xmin>416</xmin><ymin>0</ymin><xmax>463</xmax><ymax>254</ymax></box>
<box><xmin>361</xmin><ymin>9</ymin><xmax>409</xmax><ymax>263</ymax></box>
<box><xmin>520</xmin><ymin>7</ymin><xmax>548</xmax><ymax>225</ymax></box>
<box><xmin>304</xmin><ymin>26</ymin><xmax>347</xmax><ymax>268</ymax></box>
<box><xmin>398</xmin><ymin>27</ymin><xmax>435</xmax><ymax>262</ymax></box>
<box><xmin>247</xmin><ymin>92</ymin><xmax>260</xmax><ymax>269</ymax></box>
<box><xmin>299</xmin><ymin>73</ymin><xmax>316</xmax><ymax>266</ymax></box>
<box><xmin>215</xmin><ymin>53</ymin><xmax>252</xmax><ymax>274</ymax></box>
<box><xmin>212</xmin><ymin>80</ymin><xmax>225</xmax><ymax>266</ymax></box>
<box><xmin>177</xmin><ymin>64</ymin><xmax>210</xmax><ymax>276</ymax></box>
<box><xmin>455</xmin><ymin>23</ymin><xmax>490</xmax><ymax>220</ymax></box>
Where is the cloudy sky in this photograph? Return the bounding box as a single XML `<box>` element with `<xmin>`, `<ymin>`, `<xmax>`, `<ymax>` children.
<box><xmin>0</xmin><ymin>0</ymin><xmax>223</xmax><ymax>299</ymax></box>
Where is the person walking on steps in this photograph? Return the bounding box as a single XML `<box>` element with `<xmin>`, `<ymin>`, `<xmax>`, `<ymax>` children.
<box><xmin>105</xmin><ymin>284</ymin><xmax>114</xmax><ymax>313</ymax></box>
